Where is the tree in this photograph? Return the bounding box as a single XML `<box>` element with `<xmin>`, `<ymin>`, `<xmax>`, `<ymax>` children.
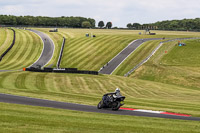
<box><xmin>106</xmin><ymin>22</ymin><xmax>112</xmax><ymax>29</ymax></box>
<box><xmin>82</xmin><ymin>21</ymin><xmax>92</xmax><ymax>28</ymax></box>
<box><xmin>132</xmin><ymin>23</ymin><xmax>141</xmax><ymax>29</ymax></box>
<box><xmin>98</xmin><ymin>21</ymin><xmax>104</xmax><ymax>28</ymax></box>
<box><xmin>127</xmin><ymin>23</ymin><xmax>132</xmax><ymax>29</ymax></box>
<box><xmin>88</xmin><ymin>18</ymin><xmax>96</xmax><ymax>28</ymax></box>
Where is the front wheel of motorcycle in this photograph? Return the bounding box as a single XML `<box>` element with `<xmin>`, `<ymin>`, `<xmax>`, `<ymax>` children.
<box><xmin>112</xmin><ymin>101</ymin><xmax>120</xmax><ymax>111</ymax></box>
<box><xmin>97</xmin><ymin>101</ymin><xmax>103</xmax><ymax>109</ymax></box>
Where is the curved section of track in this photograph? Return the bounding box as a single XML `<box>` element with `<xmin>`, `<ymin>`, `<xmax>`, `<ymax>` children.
<box><xmin>99</xmin><ymin>38</ymin><xmax>162</xmax><ymax>74</ymax></box>
<box><xmin>28</xmin><ymin>29</ymin><xmax>54</xmax><ymax>68</ymax></box>
<box><xmin>0</xmin><ymin>93</ymin><xmax>200</xmax><ymax>121</ymax></box>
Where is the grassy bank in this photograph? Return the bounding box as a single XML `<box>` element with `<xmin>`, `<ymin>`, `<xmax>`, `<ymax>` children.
<box><xmin>132</xmin><ymin>39</ymin><xmax>200</xmax><ymax>89</ymax></box>
<box><xmin>0</xmin><ymin>28</ymin><xmax>13</xmax><ymax>56</ymax></box>
<box><xmin>1</xmin><ymin>102</ymin><xmax>200</xmax><ymax>133</ymax></box>
<box><xmin>33</xmin><ymin>29</ymin><xmax>199</xmax><ymax>71</ymax></box>
<box><xmin>113</xmin><ymin>40</ymin><xmax>162</xmax><ymax>76</ymax></box>
<box><xmin>0</xmin><ymin>71</ymin><xmax>200</xmax><ymax>116</ymax></box>
<box><xmin>1</xmin><ymin>29</ymin><xmax>200</xmax><ymax>132</ymax></box>
<box><xmin>0</xmin><ymin>29</ymin><xmax>43</xmax><ymax>70</ymax></box>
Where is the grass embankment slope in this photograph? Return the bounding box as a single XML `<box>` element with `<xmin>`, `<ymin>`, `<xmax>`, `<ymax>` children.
<box><xmin>132</xmin><ymin>39</ymin><xmax>200</xmax><ymax>89</ymax></box>
<box><xmin>1</xmin><ymin>102</ymin><xmax>200</xmax><ymax>133</ymax></box>
<box><xmin>35</xmin><ymin>28</ymin><xmax>140</xmax><ymax>69</ymax></box>
<box><xmin>33</xmin><ymin>29</ymin><xmax>195</xmax><ymax>71</ymax></box>
<box><xmin>1</xmin><ymin>29</ymin><xmax>200</xmax><ymax>132</ymax></box>
<box><xmin>0</xmin><ymin>28</ymin><xmax>43</xmax><ymax>70</ymax></box>
<box><xmin>1</xmin><ymin>71</ymin><xmax>200</xmax><ymax>117</ymax></box>
<box><xmin>0</xmin><ymin>28</ymin><xmax>13</xmax><ymax>57</ymax></box>
<box><xmin>113</xmin><ymin>40</ymin><xmax>162</xmax><ymax>76</ymax></box>
<box><xmin>113</xmin><ymin>30</ymin><xmax>200</xmax><ymax>76</ymax></box>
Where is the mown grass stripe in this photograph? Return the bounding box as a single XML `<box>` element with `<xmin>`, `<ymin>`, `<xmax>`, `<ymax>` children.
<box><xmin>7</xmin><ymin>30</ymin><xmax>32</xmax><ymax>69</ymax></box>
<box><xmin>0</xmin><ymin>28</ymin><xmax>6</xmax><ymax>46</ymax></box>
<box><xmin>0</xmin><ymin>28</ymin><xmax>7</xmax><ymax>52</ymax></box>
<box><xmin>75</xmin><ymin>36</ymin><xmax>124</xmax><ymax>68</ymax></box>
<box><xmin>0</xmin><ymin>28</ymin><xmax>13</xmax><ymax>55</ymax></box>
<box><xmin>24</xmin><ymin>72</ymin><xmax>42</xmax><ymax>91</ymax></box>
<box><xmin>0</xmin><ymin>72</ymin><xmax>10</xmax><ymax>88</ymax></box>
<box><xmin>66</xmin><ymin>35</ymin><xmax>108</xmax><ymax>55</ymax></box>
<box><xmin>0</xmin><ymin>29</ymin><xmax>43</xmax><ymax>70</ymax></box>
<box><xmin>14</xmin><ymin>72</ymin><xmax>28</xmax><ymax>90</ymax></box>
<box><xmin>62</xmin><ymin>35</ymin><xmax>127</xmax><ymax>70</ymax></box>
<box><xmin>0</xmin><ymin>29</ymin><xmax>23</xmax><ymax>69</ymax></box>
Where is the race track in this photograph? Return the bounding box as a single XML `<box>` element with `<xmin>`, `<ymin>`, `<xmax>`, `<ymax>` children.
<box><xmin>99</xmin><ymin>38</ymin><xmax>162</xmax><ymax>74</ymax></box>
<box><xmin>28</xmin><ymin>29</ymin><xmax>54</xmax><ymax>68</ymax></box>
<box><xmin>0</xmin><ymin>93</ymin><xmax>200</xmax><ymax>121</ymax></box>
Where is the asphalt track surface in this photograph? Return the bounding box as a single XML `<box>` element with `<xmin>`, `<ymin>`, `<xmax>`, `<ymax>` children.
<box><xmin>99</xmin><ymin>38</ymin><xmax>162</xmax><ymax>74</ymax></box>
<box><xmin>28</xmin><ymin>29</ymin><xmax>54</xmax><ymax>68</ymax></box>
<box><xmin>1</xmin><ymin>93</ymin><xmax>200</xmax><ymax>121</ymax></box>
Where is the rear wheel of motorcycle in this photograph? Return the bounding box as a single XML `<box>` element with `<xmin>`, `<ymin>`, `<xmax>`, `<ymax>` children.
<box><xmin>112</xmin><ymin>101</ymin><xmax>120</xmax><ymax>111</ymax></box>
<box><xmin>97</xmin><ymin>101</ymin><xmax>103</xmax><ymax>109</ymax></box>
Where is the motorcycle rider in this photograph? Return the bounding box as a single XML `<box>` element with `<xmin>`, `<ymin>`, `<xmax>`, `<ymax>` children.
<box><xmin>103</xmin><ymin>88</ymin><xmax>121</xmax><ymax>105</ymax></box>
<box><xmin>113</xmin><ymin>88</ymin><xmax>121</xmax><ymax>98</ymax></box>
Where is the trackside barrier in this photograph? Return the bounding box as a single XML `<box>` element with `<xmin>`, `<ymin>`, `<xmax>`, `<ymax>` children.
<box><xmin>56</xmin><ymin>37</ymin><xmax>66</xmax><ymax>68</ymax></box>
<box><xmin>0</xmin><ymin>29</ymin><xmax>16</xmax><ymax>61</ymax></box>
<box><xmin>25</xmin><ymin>67</ymin><xmax>98</xmax><ymax>75</ymax></box>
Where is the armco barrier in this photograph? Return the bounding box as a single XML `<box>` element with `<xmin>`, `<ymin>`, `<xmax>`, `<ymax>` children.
<box><xmin>56</xmin><ymin>37</ymin><xmax>66</xmax><ymax>68</ymax></box>
<box><xmin>0</xmin><ymin>29</ymin><xmax>16</xmax><ymax>61</ymax></box>
<box><xmin>25</xmin><ymin>67</ymin><xmax>98</xmax><ymax>75</ymax></box>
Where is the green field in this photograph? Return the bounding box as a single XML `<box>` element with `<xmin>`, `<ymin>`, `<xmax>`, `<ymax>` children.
<box><xmin>1</xmin><ymin>102</ymin><xmax>200</xmax><ymax>133</ymax></box>
<box><xmin>132</xmin><ymin>39</ymin><xmax>200</xmax><ymax>89</ymax></box>
<box><xmin>1</xmin><ymin>71</ymin><xmax>200</xmax><ymax>117</ymax></box>
<box><xmin>0</xmin><ymin>28</ymin><xmax>200</xmax><ymax>132</ymax></box>
<box><xmin>0</xmin><ymin>28</ymin><xmax>13</xmax><ymax>56</ymax></box>
<box><xmin>0</xmin><ymin>28</ymin><xmax>43</xmax><ymax>70</ymax></box>
<box><xmin>113</xmin><ymin>40</ymin><xmax>162</xmax><ymax>76</ymax></box>
<box><xmin>33</xmin><ymin>29</ymin><xmax>199</xmax><ymax>71</ymax></box>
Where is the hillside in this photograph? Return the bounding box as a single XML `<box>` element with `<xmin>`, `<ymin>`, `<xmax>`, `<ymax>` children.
<box><xmin>132</xmin><ymin>39</ymin><xmax>200</xmax><ymax>89</ymax></box>
<box><xmin>1</xmin><ymin>102</ymin><xmax>200</xmax><ymax>133</ymax></box>
<box><xmin>1</xmin><ymin>28</ymin><xmax>200</xmax><ymax>132</ymax></box>
<box><xmin>1</xmin><ymin>71</ymin><xmax>200</xmax><ymax>116</ymax></box>
<box><xmin>33</xmin><ymin>29</ymin><xmax>199</xmax><ymax>71</ymax></box>
<box><xmin>0</xmin><ymin>28</ymin><xmax>13</xmax><ymax>56</ymax></box>
<box><xmin>0</xmin><ymin>28</ymin><xmax>43</xmax><ymax>70</ymax></box>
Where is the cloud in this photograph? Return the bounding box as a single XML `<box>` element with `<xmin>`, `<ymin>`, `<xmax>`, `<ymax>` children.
<box><xmin>0</xmin><ymin>0</ymin><xmax>200</xmax><ymax>27</ymax></box>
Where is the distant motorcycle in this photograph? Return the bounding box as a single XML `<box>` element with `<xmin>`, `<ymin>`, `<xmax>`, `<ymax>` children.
<box><xmin>97</xmin><ymin>93</ymin><xmax>125</xmax><ymax>111</ymax></box>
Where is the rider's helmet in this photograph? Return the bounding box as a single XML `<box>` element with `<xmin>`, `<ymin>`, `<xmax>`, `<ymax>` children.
<box><xmin>115</xmin><ymin>88</ymin><xmax>120</xmax><ymax>93</ymax></box>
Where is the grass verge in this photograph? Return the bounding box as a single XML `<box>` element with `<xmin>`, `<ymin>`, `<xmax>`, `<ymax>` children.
<box><xmin>1</xmin><ymin>102</ymin><xmax>200</xmax><ymax>133</ymax></box>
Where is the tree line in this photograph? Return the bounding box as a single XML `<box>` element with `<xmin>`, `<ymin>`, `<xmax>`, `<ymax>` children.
<box><xmin>98</xmin><ymin>21</ymin><xmax>112</xmax><ymax>29</ymax></box>
<box><xmin>0</xmin><ymin>15</ymin><xmax>95</xmax><ymax>28</ymax></box>
<box><xmin>127</xmin><ymin>18</ymin><xmax>200</xmax><ymax>31</ymax></box>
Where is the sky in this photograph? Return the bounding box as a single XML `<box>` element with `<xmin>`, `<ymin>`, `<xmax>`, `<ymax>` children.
<box><xmin>0</xmin><ymin>0</ymin><xmax>200</xmax><ymax>27</ymax></box>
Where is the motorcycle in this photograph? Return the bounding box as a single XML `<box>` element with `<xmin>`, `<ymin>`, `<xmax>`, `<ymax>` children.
<box><xmin>97</xmin><ymin>93</ymin><xmax>125</xmax><ymax>111</ymax></box>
